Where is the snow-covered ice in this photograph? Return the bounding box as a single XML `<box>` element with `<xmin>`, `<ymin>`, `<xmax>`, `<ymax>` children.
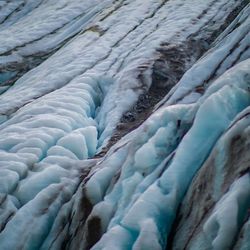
<box><xmin>0</xmin><ymin>1</ymin><xmax>250</xmax><ymax>250</ymax></box>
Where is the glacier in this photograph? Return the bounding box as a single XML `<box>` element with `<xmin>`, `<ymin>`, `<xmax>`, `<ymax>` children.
<box><xmin>0</xmin><ymin>0</ymin><xmax>250</xmax><ymax>249</ymax></box>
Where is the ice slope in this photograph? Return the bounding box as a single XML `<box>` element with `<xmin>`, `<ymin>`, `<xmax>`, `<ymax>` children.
<box><xmin>0</xmin><ymin>74</ymin><xmax>106</xmax><ymax>249</ymax></box>
<box><xmin>157</xmin><ymin>3</ymin><xmax>250</xmax><ymax>107</ymax></box>
<box><xmin>0</xmin><ymin>0</ymin><xmax>114</xmax><ymax>93</ymax></box>
<box><xmin>83</xmin><ymin>59</ymin><xmax>250</xmax><ymax>250</ymax></box>
<box><xmin>0</xmin><ymin>0</ymin><xmax>249</xmax><ymax>250</ymax></box>
<box><xmin>0</xmin><ymin>0</ymin><xmax>245</xmax><ymax>145</ymax></box>
<box><xmin>171</xmin><ymin>105</ymin><xmax>250</xmax><ymax>249</ymax></box>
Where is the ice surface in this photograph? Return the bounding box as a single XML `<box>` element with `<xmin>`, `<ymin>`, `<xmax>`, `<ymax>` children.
<box><xmin>157</xmin><ymin>4</ymin><xmax>250</xmax><ymax>108</ymax></box>
<box><xmin>0</xmin><ymin>1</ymin><xmax>249</xmax><ymax>250</ymax></box>
<box><xmin>90</xmin><ymin>58</ymin><xmax>250</xmax><ymax>249</ymax></box>
<box><xmin>0</xmin><ymin>73</ymin><xmax>105</xmax><ymax>249</ymax></box>
<box><xmin>190</xmin><ymin>174</ymin><xmax>250</xmax><ymax>250</ymax></box>
<box><xmin>0</xmin><ymin>0</ymin><xmax>244</xmax><ymax>146</ymax></box>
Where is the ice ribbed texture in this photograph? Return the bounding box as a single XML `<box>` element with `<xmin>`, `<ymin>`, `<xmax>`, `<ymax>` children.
<box><xmin>0</xmin><ymin>1</ymin><xmax>249</xmax><ymax>250</ymax></box>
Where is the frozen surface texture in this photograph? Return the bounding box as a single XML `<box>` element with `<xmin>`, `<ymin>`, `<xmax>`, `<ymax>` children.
<box><xmin>0</xmin><ymin>0</ymin><xmax>250</xmax><ymax>249</ymax></box>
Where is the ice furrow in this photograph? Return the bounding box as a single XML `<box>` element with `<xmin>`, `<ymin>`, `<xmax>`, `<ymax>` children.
<box><xmin>171</xmin><ymin>106</ymin><xmax>250</xmax><ymax>249</ymax></box>
<box><xmin>0</xmin><ymin>1</ymin><xmax>25</xmax><ymax>25</ymax></box>
<box><xmin>0</xmin><ymin>75</ymin><xmax>108</xmax><ymax>249</ymax></box>
<box><xmin>0</xmin><ymin>0</ymin><xmax>44</xmax><ymax>29</ymax></box>
<box><xmin>0</xmin><ymin>0</ymin><xmax>244</xmax><ymax>146</ymax></box>
<box><xmin>0</xmin><ymin>0</ymin><xmax>114</xmax><ymax>93</ymax></box>
<box><xmin>81</xmin><ymin>59</ymin><xmax>250</xmax><ymax>250</ymax></box>
<box><xmin>157</xmin><ymin>4</ymin><xmax>250</xmax><ymax>108</ymax></box>
<box><xmin>0</xmin><ymin>1</ymin><xmax>249</xmax><ymax>250</ymax></box>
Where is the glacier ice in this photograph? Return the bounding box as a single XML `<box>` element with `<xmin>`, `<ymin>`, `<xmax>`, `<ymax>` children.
<box><xmin>0</xmin><ymin>0</ymin><xmax>250</xmax><ymax>250</ymax></box>
<box><xmin>90</xmin><ymin>59</ymin><xmax>250</xmax><ymax>250</ymax></box>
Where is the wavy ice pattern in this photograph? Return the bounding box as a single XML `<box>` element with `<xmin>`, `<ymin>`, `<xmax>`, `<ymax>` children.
<box><xmin>0</xmin><ymin>0</ymin><xmax>250</xmax><ymax>250</ymax></box>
